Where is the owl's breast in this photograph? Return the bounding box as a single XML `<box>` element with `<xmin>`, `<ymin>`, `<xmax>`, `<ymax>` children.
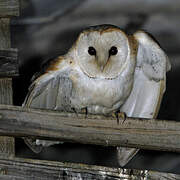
<box><xmin>69</xmin><ymin>69</ymin><xmax>134</xmax><ymax>114</ymax></box>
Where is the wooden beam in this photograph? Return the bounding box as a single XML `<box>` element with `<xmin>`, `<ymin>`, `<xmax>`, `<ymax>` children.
<box><xmin>0</xmin><ymin>105</ymin><xmax>179</xmax><ymax>153</ymax></box>
<box><xmin>0</xmin><ymin>19</ymin><xmax>19</xmax><ymax>77</ymax></box>
<box><xmin>0</xmin><ymin>156</ymin><xmax>179</xmax><ymax>180</ymax></box>
<box><xmin>0</xmin><ymin>18</ymin><xmax>15</xmax><ymax>157</ymax></box>
<box><xmin>0</xmin><ymin>49</ymin><xmax>18</xmax><ymax>77</ymax></box>
<box><xmin>0</xmin><ymin>17</ymin><xmax>16</xmax><ymax>156</ymax></box>
<box><xmin>0</xmin><ymin>79</ymin><xmax>12</xmax><ymax>105</ymax></box>
<box><xmin>0</xmin><ymin>82</ymin><xmax>14</xmax><ymax>157</ymax></box>
<box><xmin>0</xmin><ymin>175</ymin><xmax>25</xmax><ymax>180</ymax></box>
<box><xmin>0</xmin><ymin>0</ymin><xmax>19</xmax><ymax>17</ymax></box>
<box><xmin>0</xmin><ymin>19</ymin><xmax>11</xmax><ymax>49</ymax></box>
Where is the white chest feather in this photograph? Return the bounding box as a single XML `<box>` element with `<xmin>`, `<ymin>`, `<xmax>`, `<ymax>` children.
<box><xmin>69</xmin><ymin>69</ymin><xmax>133</xmax><ymax>114</ymax></box>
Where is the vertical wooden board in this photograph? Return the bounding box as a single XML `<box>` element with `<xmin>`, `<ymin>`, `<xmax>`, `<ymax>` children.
<box><xmin>0</xmin><ymin>79</ymin><xmax>14</xmax><ymax>157</ymax></box>
<box><xmin>0</xmin><ymin>136</ymin><xmax>14</xmax><ymax>158</ymax></box>
<box><xmin>0</xmin><ymin>0</ymin><xmax>19</xmax><ymax>17</ymax></box>
<box><xmin>0</xmin><ymin>79</ymin><xmax>12</xmax><ymax>104</ymax></box>
<box><xmin>0</xmin><ymin>17</ymin><xmax>15</xmax><ymax>157</ymax></box>
<box><xmin>0</xmin><ymin>49</ymin><xmax>19</xmax><ymax>77</ymax></box>
<box><xmin>0</xmin><ymin>18</ymin><xmax>10</xmax><ymax>49</ymax></box>
<box><xmin>0</xmin><ymin>19</ymin><xmax>19</xmax><ymax>77</ymax></box>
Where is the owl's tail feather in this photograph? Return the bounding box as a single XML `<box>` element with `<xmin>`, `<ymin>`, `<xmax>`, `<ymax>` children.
<box><xmin>117</xmin><ymin>147</ymin><xmax>139</xmax><ymax>167</ymax></box>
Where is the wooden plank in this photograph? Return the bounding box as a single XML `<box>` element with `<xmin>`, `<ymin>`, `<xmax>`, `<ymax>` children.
<box><xmin>0</xmin><ymin>17</ymin><xmax>15</xmax><ymax>157</ymax></box>
<box><xmin>0</xmin><ymin>81</ymin><xmax>14</xmax><ymax>157</ymax></box>
<box><xmin>0</xmin><ymin>19</ymin><xmax>10</xmax><ymax>49</ymax></box>
<box><xmin>0</xmin><ymin>79</ymin><xmax>12</xmax><ymax>104</ymax></box>
<box><xmin>0</xmin><ymin>175</ymin><xmax>25</xmax><ymax>180</ymax></box>
<box><xmin>0</xmin><ymin>19</ymin><xmax>19</xmax><ymax>77</ymax></box>
<box><xmin>0</xmin><ymin>156</ymin><xmax>179</xmax><ymax>180</ymax></box>
<box><xmin>0</xmin><ymin>49</ymin><xmax>18</xmax><ymax>77</ymax></box>
<box><xmin>0</xmin><ymin>0</ymin><xmax>19</xmax><ymax>17</ymax></box>
<box><xmin>0</xmin><ymin>105</ymin><xmax>179</xmax><ymax>153</ymax></box>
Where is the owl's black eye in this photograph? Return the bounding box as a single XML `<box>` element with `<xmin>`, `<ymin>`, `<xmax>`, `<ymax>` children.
<box><xmin>88</xmin><ymin>46</ymin><xmax>96</xmax><ymax>56</ymax></box>
<box><xmin>109</xmin><ymin>46</ymin><xmax>118</xmax><ymax>56</ymax></box>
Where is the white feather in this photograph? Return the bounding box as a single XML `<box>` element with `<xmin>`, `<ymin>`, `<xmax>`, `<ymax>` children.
<box><xmin>117</xmin><ymin>31</ymin><xmax>171</xmax><ymax>167</ymax></box>
<box><xmin>121</xmin><ymin>68</ymin><xmax>165</xmax><ymax>118</ymax></box>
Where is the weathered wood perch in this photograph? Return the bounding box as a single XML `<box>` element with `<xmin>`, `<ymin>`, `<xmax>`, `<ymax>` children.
<box><xmin>0</xmin><ymin>104</ymin><xmax>179</xmax><ymax>152</ymax></box>
<box><xmin>0</xmin><ymin>156</ymin><xmax>179</xmax><ymax>180</ymax></box>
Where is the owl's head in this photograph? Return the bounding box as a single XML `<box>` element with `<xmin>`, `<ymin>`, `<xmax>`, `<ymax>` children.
<box><xmin>70</xmin><ymin>25</ymin><xmax>137</xmax><ymax>79</ymax></box>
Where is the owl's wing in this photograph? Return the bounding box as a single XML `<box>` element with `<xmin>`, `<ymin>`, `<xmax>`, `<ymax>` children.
<box><xmin>23</xmin><ymin>59</ymin><xmax>73</xmax><ymax>153</ymax></box>
<box><xmin>23</xmin><ymin>71</ymin><xmax>72</xmax><ymax>111</ymax></box>
<box><xmin>118</xmin><ymin>31</ymin><xmax>171</xmax><ymax>166</ymax></box>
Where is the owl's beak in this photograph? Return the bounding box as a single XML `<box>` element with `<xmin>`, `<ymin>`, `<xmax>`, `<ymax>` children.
<box><xmin>98</xmin><ymin>61</ymin><xmax>107</xmax><ymax>72</ymax></box>
<box><xmin>97</xmin><ymin>54</ymin><xmax>109</xmax><ymax>72</ymax></box>
<box><xmin>100</xmin><ymin>65</ymin><xmax>104</xmax><ymax>72</ymax></box>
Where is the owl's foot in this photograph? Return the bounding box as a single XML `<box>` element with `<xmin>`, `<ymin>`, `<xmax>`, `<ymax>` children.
<box><xmin>81</xmin><ymin>107</ymin><xmax>88</xmax><ymax>118</ymax></box>
<box><xmin>23</xmin><ymin>138</ymin><xmax>43</xmax><ymax>153</ymax></box>
<box><xmin>71</xmin><ymin>108</ymin><xmax>79</xmax><ymax>117</ymax></box>
<box><xmin>24</xmin><ymin>138</ymin><xmax>63</xmax><ymax>153</ymax></box>
<box><xmin>36</xmin><ymin>139</ymin><xmax>62</xmax><ymax>147</ymax></box>
<box><xmin>112</xmin><ymin>111</ymin><xmax>126</xmax><ymax>124</ymax></box>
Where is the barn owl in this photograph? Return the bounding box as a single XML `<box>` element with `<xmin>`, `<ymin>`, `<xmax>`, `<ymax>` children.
<box><xmin>23</xmin><ymin>24</ymin><xmax>171</xmax><ymax>166</ymax></box>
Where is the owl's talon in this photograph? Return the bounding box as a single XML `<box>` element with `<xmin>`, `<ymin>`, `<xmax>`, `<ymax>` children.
<box><xmin>81</xmin><ymin>107</ymin><xmax>88</xmax><ymax>118</ymax></box>
<box><xmin>72</xmin><ymin>108</ymin><xmax>79</xmax><ymax>117</ymax></box>
<box><xmin>112</xmin><ymin>111</ymin><xmax>126</xmax><ymax>124</ymax></box>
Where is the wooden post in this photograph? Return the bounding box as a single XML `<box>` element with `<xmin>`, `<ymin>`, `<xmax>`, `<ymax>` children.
<box><xmin>0</xmin><ymin>79</ymin><xmax>14</xmax><ymax>156</ymax></box>
<box><xmin>0</xmin><ymin>0</ymin><xmax>19</xmax><ymax>157</ymax></box>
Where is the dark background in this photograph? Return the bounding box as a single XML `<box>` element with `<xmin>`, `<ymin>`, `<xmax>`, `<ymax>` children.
<box><xmin>11</xmin><ymin>0</ymin><xmax>180</xmax><ymax>174</ymax></box>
